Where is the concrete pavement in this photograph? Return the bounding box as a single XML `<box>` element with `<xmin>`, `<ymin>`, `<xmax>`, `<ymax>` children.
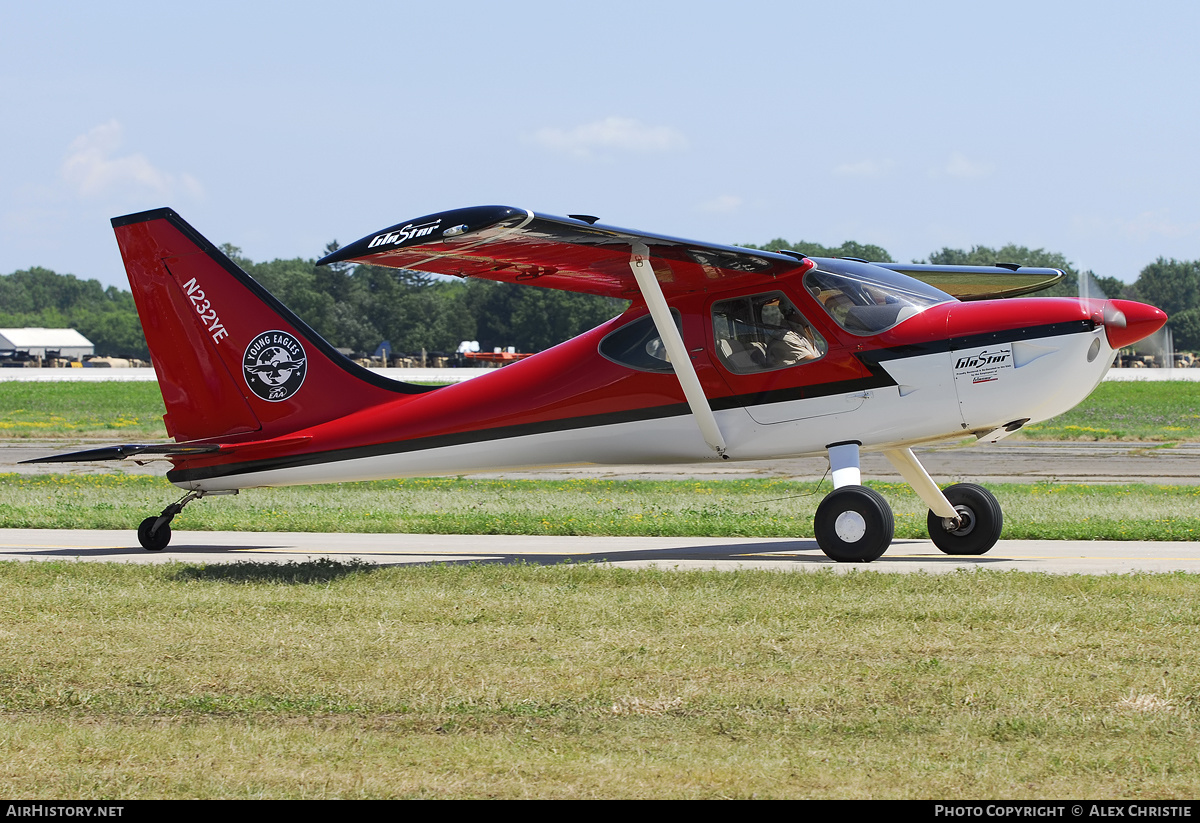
<box><xmin>2</xmin><ymin>529</ymin><xmax>1198</xmax><ymax>574</ymax></box>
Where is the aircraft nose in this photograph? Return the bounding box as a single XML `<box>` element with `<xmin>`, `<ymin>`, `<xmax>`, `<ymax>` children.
<box><xmin>1101</xmin><ymin>299</ymin><xmax>1168</xmax><ymax>349</ymax></box>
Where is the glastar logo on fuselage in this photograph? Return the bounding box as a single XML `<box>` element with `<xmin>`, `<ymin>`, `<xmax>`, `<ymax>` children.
<box><xmin>367</xmin><ymin>219</ymin><xmax>442</xmax><ymax>248</ymax></box>
<box><xmin>955</xmin><ymin>349</ymin><xmax>1012</xmax><ymax>370</ymax></box>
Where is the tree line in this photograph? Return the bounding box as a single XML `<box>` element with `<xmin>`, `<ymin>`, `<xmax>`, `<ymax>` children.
<box><xmin>2</xmin><ymin>239</ymin><xmax>1198</xmax><ymax>359</ymax></box>
<box><xmin>223</xmin><ymin>244</ymin><xmax>627</xmax><ymax>361</ymax></box>
<box><xmin>0</xmin><ymin>267</ymin><xmax>147</xmax><ymax>359</ymax></box>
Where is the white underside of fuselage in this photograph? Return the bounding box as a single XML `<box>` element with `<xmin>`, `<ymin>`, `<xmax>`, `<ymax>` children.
<box><xmin>174</xmin><ymin>326</ymin><xmax>1113</xmax><ymax>492</ymax></box>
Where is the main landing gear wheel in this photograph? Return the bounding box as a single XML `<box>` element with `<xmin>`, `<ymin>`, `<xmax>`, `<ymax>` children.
<box><xmin>927</xmin><ymin>483</ymin><xmax>1003</xmax><ymax>556</ymax></box>
<box><xmin>138</xmin><ymin>516</ymin><xmax>171</xmax><ymax>551</ymax></box>
<box><xmin>814</xmin><ymin>485</ymin><xmax>895</xmax><ymax>563</ymax></box>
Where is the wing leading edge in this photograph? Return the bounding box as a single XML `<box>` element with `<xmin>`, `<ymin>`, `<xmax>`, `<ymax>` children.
<box><xmin>321</xmin><ymin>206</ymin><xmax>1064</xmax><ymax>301</ymax></box>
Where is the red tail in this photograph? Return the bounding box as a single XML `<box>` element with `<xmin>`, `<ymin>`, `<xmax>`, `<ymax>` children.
<box><xmin>113</xmin><ymin>208</ymin><xmax>432</xmax><ymax>443</ymax></box>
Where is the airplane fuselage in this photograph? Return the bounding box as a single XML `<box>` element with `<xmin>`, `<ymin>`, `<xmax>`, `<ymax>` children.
<box><xmin>165</xmin><ymin>277</ymin><xmax>1118</xmax><ymax>492</ymax></box>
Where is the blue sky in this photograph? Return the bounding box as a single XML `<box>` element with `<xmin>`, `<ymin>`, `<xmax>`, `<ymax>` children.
<box><xmin>2</xmin><ymin>1</ymin><xmax>1198</xmax><ymax>289</ymax></box>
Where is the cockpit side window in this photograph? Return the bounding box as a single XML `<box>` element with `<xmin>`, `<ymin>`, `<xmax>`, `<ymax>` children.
<box><xmin>598</xmin><ymin>310</ymin><xmax>682</xmax><ymax>373</ymax></box>
<box><xmin>712</xmin><ymin>291</ymin><xmax>826</xmax><ymax>375</ymax></box>
<box><xmin>805</xmin><ymin>259</ymin><xmax>954</xmax><ymax>336</ymax></box>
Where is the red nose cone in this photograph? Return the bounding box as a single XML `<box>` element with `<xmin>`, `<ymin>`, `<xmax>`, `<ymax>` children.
<box><xmin>1103</xmin><ymin>299</ymin><xmax>1168</xmax><ymax>349</ymax></box>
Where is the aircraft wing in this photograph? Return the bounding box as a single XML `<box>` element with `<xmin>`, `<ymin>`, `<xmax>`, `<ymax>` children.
<box><xmin>875</xmin><ymin>263</ymin><xmax>1064</xmax><ymax>300</ymax></box>
<box><xmin>319</xmin><ymin>206</ymin><xmax>810</xmax><ymax>299</ymax></box>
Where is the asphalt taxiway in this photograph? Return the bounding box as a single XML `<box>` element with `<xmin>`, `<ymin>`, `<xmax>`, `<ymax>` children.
<box><xmin>1</xmin><ymin>529</ymin><xmax>1198</xmax><ymax>574</ymax></box>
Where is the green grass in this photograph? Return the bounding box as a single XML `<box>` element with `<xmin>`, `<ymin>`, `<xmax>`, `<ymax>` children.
<box><xmin>0</xmin><ymin>381</ymin><xmax>166</xmax><ymax>439</ymax></box>
<box><xmin>4</xmin><ymin>382</ymin><xmax>1200</xmax><ymax>798</ymax></box>
<box><xmin>0</xmin><ymin>561</ymin><xmax>1195</xmax><ymax>798</ymax></box>
<box><xmin>3</xmin><ymin>473</ymin><xmax>1198</xmax><ymax>541</ymax></box>
<box><xmin>3</xmin><ymin>379</ymin><xmax>1200</xmax><ymax>441</ymax></box>
<box><xmin>1022</xmin><ymin>381</ymin><xmax>1200</xmax><ymax>440</ymax></box>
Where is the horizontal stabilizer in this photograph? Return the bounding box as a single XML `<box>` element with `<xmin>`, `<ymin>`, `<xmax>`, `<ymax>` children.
<box><xmin>21</xmin><ymin>435</ymin><xmax>313</xmax><ymax>464</ymax></box>
<box><xmin>21</xmin><ymin>444</ymin><xmax>222</xmax><ymax>463</ymax></box>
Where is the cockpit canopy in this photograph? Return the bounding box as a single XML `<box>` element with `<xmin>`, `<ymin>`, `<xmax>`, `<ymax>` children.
<box><xmin>805</xmin><ymin>259</ymin><xmax>955</xmax><ymax>336</ymax></box>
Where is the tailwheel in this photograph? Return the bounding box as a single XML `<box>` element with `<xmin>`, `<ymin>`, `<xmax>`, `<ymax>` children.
<box><xmin>138</xmin><ymin>516</ymin><xmax>172</xmax><ymax>551</ymax></box>
<box><xmin>135</xmin><ymin>489</ymin><xmax>227</xmax><ymax>552</ymax></box>
<box><xmin>927</xmin><ymin>483</ymin><xmax>1003</xmax><ymax>555</ymax></box>
<box><xmin>814</xmin><ymin>485</ymin><xmax>894</xmax><ymax>563</ymax></box>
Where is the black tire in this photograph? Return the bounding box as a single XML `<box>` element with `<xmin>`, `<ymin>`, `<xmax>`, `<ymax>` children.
<box><xmin>814</xmin><ymin>485</ymin><xmax>894</xmax><ymax>563</ymax></box>
<box><xmin>138</xmin><ymin>516</ymin><xmax>171</xmax><ymax>551</ymax></box>
<box><xmin>927</xmin><ymin>483</ymin><xmax>1002</xmax><ymax>555</ymax></box>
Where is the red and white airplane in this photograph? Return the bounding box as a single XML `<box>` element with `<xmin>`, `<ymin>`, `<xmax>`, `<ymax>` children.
<box><xmin>29</xmin><ymin>207</ymin><xmax>1167</xmax><ymax>561</ymax></box>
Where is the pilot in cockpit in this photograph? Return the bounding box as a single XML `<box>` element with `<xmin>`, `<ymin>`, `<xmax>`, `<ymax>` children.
<box><xmin>763</xmin><ymin>298</ymin><xmax>821</xmax><ymax>366</ymax></box>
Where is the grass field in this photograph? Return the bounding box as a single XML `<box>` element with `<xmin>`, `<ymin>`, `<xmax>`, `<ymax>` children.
<box><xmin>2</xmin><ymin>473</ymin><xmax>1199</xmax><ymax>541</ymax></box>
<box><xmin>3</xmin><ymin>379</ymin><xmax>1200</xmax><ymax>441</ymax></box>
<box><xmin>0</xmin><ymin>381</ymin><xmax>167</xmax><ymax>439</ymax></box>
<box><xmin>1023</xmin><ymin>381</ymin><xmax>1200</xmax><ymax>441</ymax></box>
<box><xmin>2</xmin><ymin>380</ymin><xmax>1199</xmax><ymax>798</ymax></box>
<box><xmin>0</xmin><ymin>561</ymin><xmax>1196</xmax><ymax>799</ymax></box>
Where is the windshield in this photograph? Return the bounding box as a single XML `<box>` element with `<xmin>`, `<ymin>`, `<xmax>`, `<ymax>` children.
<box><xmin>805</xmin><ymin>259</ymin><xmax>954</xmax><ymax>336</ymax></box>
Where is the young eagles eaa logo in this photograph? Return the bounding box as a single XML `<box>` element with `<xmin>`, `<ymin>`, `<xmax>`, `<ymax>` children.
<box><xmin>243</xmin><ymin>330</ymin><xmax>307</xmax><ymax>402</ymax></box>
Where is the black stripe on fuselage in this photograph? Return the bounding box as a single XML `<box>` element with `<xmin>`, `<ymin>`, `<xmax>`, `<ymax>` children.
<box><xmin>168</xmin><ymin>319</ymin><xmax>1096</xmax><ymax>484</ymax></box>
<box><xmin>169</xmin><ymin>400</ymin><xmax>693</xmax><ymax>483</ymax></box>
<box><xmin>710</xmin><ymin>319</ymin><xmax>1097</xmax><ymax>411</ymax></box>
<box><xmin>853</xmin><ymin>318</ymin><xmax>1097</xmax><ymax>383</ymax></box>
<box><xmin>865</xmin><ymin>319</ymin><xmax>1097</xmax><ymax>363</ymax></box>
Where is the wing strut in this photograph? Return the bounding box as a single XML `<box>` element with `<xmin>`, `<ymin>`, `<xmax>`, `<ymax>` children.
<box><xmin>628</xmin><ymin>242</ymin><xmax>727</xmax><ymax>457</ymax></box>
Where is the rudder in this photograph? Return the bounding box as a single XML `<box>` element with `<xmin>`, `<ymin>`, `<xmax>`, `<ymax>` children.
<box><xmin>113</xmin><ymin>208</ymin><xmax>431</xmax><ymax>443</ymax></box>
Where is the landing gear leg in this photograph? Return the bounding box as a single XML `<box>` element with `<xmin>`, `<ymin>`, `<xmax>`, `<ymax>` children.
<box><xmin>883</xmin><ymin>448</ymin><xmax>1003</xmax><ymax>556</ymax></box>
<box><xmin>815</xmin><ymin>441</ymin><xmax>894</xmax><ymax>563</ymax></box>
<box><xmin>137</xmin><ymin>489</ymin><xmax>236</xmax><ymax>551</ymax></box>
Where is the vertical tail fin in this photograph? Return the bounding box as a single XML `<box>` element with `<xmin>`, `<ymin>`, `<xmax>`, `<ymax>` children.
<box><xmin>113</xmin><ymin>208</ymin><xmax>432</xmax><ymax>442</ymax></box>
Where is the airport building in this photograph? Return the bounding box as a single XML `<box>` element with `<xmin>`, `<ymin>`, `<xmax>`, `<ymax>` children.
<box><xmin>0</xmin><ymin>328</ymin><xmax>95</xmax><ymax>362</ymax></box>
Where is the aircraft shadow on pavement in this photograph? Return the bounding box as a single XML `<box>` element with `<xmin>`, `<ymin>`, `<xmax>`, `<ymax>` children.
<box><xmin>7</xmin><ymin>537</ymin><xmax>1012</xmax><ymax>569</ymax></box>
<box><xmin>429</xmin><ymin>539</ymin><xmax>1012</xmax><ymax>568</ymax></box>
<box><xmin>14</xmin><ymin>544</ymin><xmax>283</xmax><ymax>558</ymax></box>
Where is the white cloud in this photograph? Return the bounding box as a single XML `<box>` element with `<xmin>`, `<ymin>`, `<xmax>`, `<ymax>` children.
<box><xmin>832</xmin><ymin>158</ymin><xmax>894</xmax><ymax>177</ymax></box>
<box><xmin>1116</xmin><ymin>210</ymin><xmax>1200</xmax><ymax>241</ymax></box>
<box><xmin>60</xmin><ymin>120</ymin><xmax>202</xmax><ymax>200</ymax></box>
<box><xmin>1073</xmin><ymin>210</ymin><xmax>1200</xmax><ymax>243</ymax></box>
<box><xmin>531</xmin><ymin>116</ymin><xmax>688</xmax><ymax>159</ymax></box>
<box><xmin>941</xmin><ymin>151</ymin><xmax>993</xmax><ymax>180</ymax></box>
<box><xmin>697</xmin><ymin>194</ymin><xmax>743</xmax><ymax>214</ymax></box>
